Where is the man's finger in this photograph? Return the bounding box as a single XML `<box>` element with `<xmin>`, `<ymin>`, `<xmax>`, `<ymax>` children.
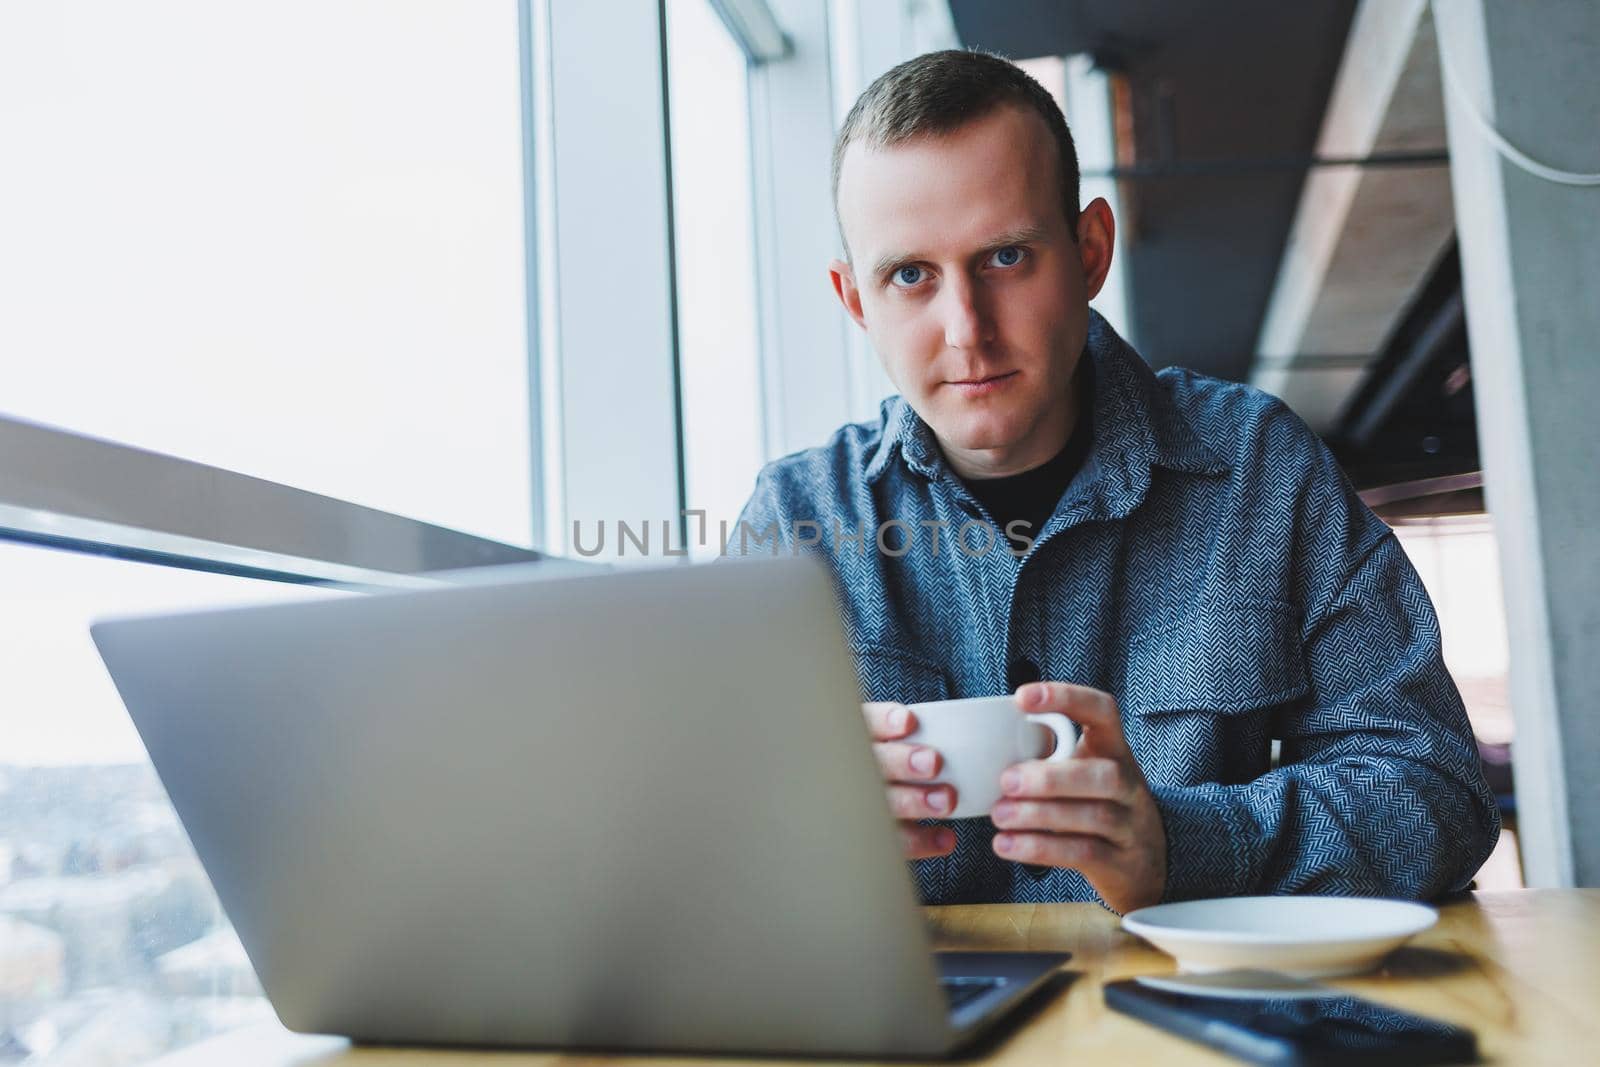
<box><xmin>1016</xmin><ymin>682</ymin><xmax>1128</xmax><ymax>754</ymax></box>
<box><xmin>872</xmin><ymin>741</ymin><xmax>943</xmax><ymax>782</ymax></box>
<box><xmin>900</xmin><ymin>823</ymin><xmax>956</xmax><ymax>860</ymax></box>
<box><xmin>887</xmin><ymin>783</ymin><xmax>956</xmax><ymax>819</ymax></box>
<box><xmin>999</xmin><ymin>756</ymin><xmax>1134</xmax><ymax>804</ymax></box>
<box><xmin>862</xmin><ymin>701</ymin><xmax>916</xmax><ymax>741</ymax></box>
<box><xmin>989</xmin><ymin>798</ymin><xmax>1133</xmax><ymax>848</ymax></box>
<box><xmin>992</xmin><ymin>830</ymin><xmax>1116</xmax><ymax>871</ymax></box>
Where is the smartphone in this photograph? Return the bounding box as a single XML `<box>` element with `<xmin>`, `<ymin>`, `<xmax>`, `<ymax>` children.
<box><xmin>1104</xmin><ymin>973</ymin><xmax>1477</xmax><ymax>1065</ymax></box>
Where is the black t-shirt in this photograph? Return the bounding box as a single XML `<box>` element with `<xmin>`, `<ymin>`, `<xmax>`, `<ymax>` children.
<box><xmin>958</xmin><ymin>371</ymin><xmax>1094</xmax><ymax>554</ymax></box>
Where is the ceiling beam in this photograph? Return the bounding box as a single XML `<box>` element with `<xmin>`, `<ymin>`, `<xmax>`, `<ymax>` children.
<box><xmin>1251</xmin><ymin>0</ymin><xmax>1456</xmax><ymax>432</ymax></box>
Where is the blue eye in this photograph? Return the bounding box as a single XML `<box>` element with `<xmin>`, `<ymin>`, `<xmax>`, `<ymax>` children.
<box><xmin>990</xmin><ymin>246</ymin><xmax>1024</xmax><ymax>268</ymax></box>
<box><xmin>893</xmin><ymin>265</ymin><xmax>924</xmax><ymax>287</ymax></box>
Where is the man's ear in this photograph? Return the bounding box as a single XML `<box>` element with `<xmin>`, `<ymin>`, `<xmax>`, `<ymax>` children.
<box><xmin>829</xmin><ymin>258</ymin><xmax>868</xmax><ymax>331</ymax></box>
<box><xmin>1075</xmin><ymin>197</ymin><xmax>1116</xmax><ymax>302</ymax></box>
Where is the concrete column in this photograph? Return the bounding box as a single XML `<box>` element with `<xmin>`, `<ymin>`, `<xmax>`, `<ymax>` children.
<box><xmin>1432</xmin><ymin>0</ymin><xmax>1600</xmax><ymax>886</ymax></box>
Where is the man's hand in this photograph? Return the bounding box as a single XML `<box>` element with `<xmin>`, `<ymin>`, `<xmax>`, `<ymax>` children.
<box><xmin>989</xmin><ymin>681</ymin><xmax>1167</xmax><ymax>914</ymax></box>
<box><xmin>862</xmin><ymin>702</ymin><xmax>958</xmax><ymax>859</ymax></box>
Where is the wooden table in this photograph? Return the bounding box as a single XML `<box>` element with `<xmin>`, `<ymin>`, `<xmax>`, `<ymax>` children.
<box><xmin>150</xmin><ymin>890</ymin><xmax>1600</xmax><ymax>1066</ymax></box>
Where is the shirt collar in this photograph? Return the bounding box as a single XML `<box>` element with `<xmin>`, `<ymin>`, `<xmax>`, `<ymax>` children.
<box><xmin>863</xmin><ymin>311</ymin><xmax>1230</xmax><ymax>506</ymax></box>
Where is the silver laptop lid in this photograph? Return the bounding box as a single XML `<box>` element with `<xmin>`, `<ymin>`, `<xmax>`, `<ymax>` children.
<box><xmin>91</xmin><ymin>556</ymin><xmax>955</xmax><ymax>1055</ymax></box>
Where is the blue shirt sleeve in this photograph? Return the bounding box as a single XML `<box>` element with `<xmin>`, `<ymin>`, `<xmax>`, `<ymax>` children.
<box><xmin>1152</xmin><ymin>497</ymin><xmax>1502</xmax><ymax>902</ymax></box>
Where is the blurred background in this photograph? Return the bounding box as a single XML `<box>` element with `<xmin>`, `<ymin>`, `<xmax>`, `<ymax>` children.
<box><xmin>2</xmin><ymin>1</ymin><xmax>1594</xmax><ymax>1061</ymax></box>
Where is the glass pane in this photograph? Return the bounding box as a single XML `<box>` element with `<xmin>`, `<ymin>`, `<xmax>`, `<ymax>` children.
<box><xmin>666</xmin><ymin>0</ymin><xmax>767</xmax><ymax>560</ymax></box>
<box><xmin>0</xmin><ymin>2</ymin><xmax>533</xmax><ymax>546</ymax></box>
<box><xmin>0</xmin><ymin>542</ymin><xmax>345</xmax><ymax>1061</ymax></box>
<box><xmin>1393</xmin><ymin>518</ymin><xmax>1511</xmax><ymax>743</ymax></box>
<box><xmin>1393</xmin><ymin>516</ymin><xmax>1521</xmax><ymax>890</ymax></box>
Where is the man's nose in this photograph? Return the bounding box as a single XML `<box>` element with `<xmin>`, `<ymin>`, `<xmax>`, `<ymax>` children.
<box><xmin>941</xmin><ymin>275</ymin><xmax>993</xmax><ymax>350</ymax></box>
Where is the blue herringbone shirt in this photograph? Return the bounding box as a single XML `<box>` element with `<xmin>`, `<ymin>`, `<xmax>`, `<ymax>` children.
<box><xmin>731</xmin><ymin>312</ymin><xmax>1500</xmax><ymax>908</ymax></box>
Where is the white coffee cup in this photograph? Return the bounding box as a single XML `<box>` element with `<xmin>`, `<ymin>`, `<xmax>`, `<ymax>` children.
<box><xmin>905</xmin><ymin>695</ymin><xmax>1077</xmax><ymax>819</ymax></box>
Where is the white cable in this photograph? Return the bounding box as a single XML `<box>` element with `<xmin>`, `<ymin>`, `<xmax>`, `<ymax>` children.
<box><xmin>1432</xmin><ymin>2</ymin><xmax>1600</xmax><ymax>187</ymax></box>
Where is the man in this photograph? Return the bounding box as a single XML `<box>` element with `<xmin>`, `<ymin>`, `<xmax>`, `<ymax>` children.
<box><xmin>729</xmin><ymin>50</ymin><xmax>1499</xmax><ymax>914</ymax></box>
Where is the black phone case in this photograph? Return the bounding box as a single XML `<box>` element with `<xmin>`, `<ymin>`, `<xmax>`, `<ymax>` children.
<box><xmin>1103</xmin><ymin>979</ymin><xmax>1478</xmax><ymax>1066</ymax></box>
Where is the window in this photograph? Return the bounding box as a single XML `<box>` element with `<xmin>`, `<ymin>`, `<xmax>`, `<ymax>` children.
<box><xmin>0</xmin><ymin>3</ymin><xmax>542</xmax><ymax>1060</ymax></box>
<box><xmin>1393</xmin><ymin>516</ymin><xmax>1521</xmax><ymax>890</ymax></box>
<box><xmin>0</xmin><ymin>2</ymin><xmax>534</xmax><ymax>546</ymax></box>
<box><xmin>666</xmin><ymin>0</ymin><xmax>768</xmax><ymax>558</ymax></box>
<box><xmin>1392</xmin><ymin>517</ymin><xmax>1511</xmax><ymax>743</ymax></box>
<box><xmin>0</xmin><ymin>542</ymin><xmax>343</xmax><ymax>1062</ymax></box>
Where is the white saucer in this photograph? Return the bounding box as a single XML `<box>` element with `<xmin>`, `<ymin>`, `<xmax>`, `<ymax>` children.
<box><xmin>1121</xmin><ymin>896</ymin><xmax>1438</xmax><ymax>978</ymax></box>
<box><xmin>1134</xmin><ymin>969</ymin><xmax>1338</xmax><ymax>1000</ymax></box>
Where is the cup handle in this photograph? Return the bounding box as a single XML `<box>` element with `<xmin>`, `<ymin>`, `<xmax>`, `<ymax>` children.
<box><xmin>1027</xmin><ymin>712</ymin><xmax>1078</xmax><ymax>763</ymax></box>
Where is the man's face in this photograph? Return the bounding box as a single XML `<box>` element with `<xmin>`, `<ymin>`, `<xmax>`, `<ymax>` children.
<box><xmin>831</xmin><ymin>105</ymin><xmax>1113</xmax><ymax>477</ymax></box>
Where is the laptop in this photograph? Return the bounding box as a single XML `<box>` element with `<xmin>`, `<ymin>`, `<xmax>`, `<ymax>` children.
<box><xmin>90</xmin><ymin>555</ymin><xmax>1069</xmax><ymax>1057</ymax></box>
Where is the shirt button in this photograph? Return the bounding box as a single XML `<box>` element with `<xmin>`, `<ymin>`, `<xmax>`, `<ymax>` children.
<box><xmin>1006</xmin><ymin>657</ymin><xmax>1040</xmax><ymax>693</ymax></box>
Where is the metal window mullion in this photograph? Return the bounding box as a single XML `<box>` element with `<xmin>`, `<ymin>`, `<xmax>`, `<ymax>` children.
<box><xmin>747</xmin><ymin>50</ymin><xmax>788</xmax><ymax>463</ymax></box>
<box><xmin>516</xmin><ymin>0</ymin><xmax>548</xmax><ymax>554</ymax></box>
<box><xmin>657</xmin><ymin>0</ymin><xmax>691</xmax><ymax>549</ymax></box>
<box><xmin>540</xmin><ymin>0</ymin><xmax>683</xmax><ymax>556</ymax></box>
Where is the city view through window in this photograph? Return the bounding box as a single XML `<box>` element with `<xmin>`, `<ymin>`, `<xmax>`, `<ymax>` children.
<box><xmin>0</xmin><ymin>543</ymin><xmax>344</xmax><ymax>1062</ymax></box>
<box><xmin>1</xmin><ymin>765</ymin><xmax>270</xmax><ymax>1062</ymax></box>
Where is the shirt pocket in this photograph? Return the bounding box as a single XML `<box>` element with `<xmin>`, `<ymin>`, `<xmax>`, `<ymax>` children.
<box><xmin>1118</xmin><ymin>599</ymin><xmax>1309</xmax><ymax>717</ymax></box>
<box><xmin>851</xmin><ymin>642</ymin><xmax>952</xmax><ymax>705</ymax></box>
